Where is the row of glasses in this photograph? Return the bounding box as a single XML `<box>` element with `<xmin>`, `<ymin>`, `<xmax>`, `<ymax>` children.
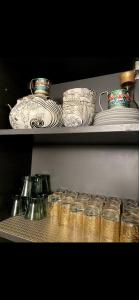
<box><xmin>11</xmin><ymin>183</ymin><xmax>139</xmax><ymax>242</ymax></box>
<box><xmin>30</xmin><ymin>188</ymin><xmax>139</xmax><ymax>242</ymax></box>
<box><xmin>11</xmin><ymin>174</ymin><xmax>51</xmax><ymax>220</ymax></box>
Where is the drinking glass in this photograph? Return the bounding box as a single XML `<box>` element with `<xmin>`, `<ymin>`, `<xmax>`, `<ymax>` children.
<box><xmin>11</xmin><ymin>195</ymin><xmax>23</xmax><ymax>217</ymax></box>
<box><xmin>25</xmin><ymin>196</ymin><xmax>45</xmax><ymax>220</ymax></box>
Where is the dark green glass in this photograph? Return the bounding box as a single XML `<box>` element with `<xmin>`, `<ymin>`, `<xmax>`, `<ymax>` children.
<box><xmin>31</xmin><ymin>175</ymin><xmax>43</xmax><ymax>197</ymax></box>
<box><xmin>41</xmin><ymin>174</ymin><xmax>51</xmax><ymax>195</ymax></box>
<box><xmin>25</xmin><ymin>196</ymin><xmax>45</xmax><ymax>220</ymax></box>
<box><xmin>31</xmin><ymin>174</ymin><xmax>51</xmax><ymax>198</ymax></box>
<box><xmin>21</xmin><ymin>176</ymin><xmax>32</xmax><ymax>213</ymax></box>
<box><xmin>41</xmin><ymin>194</ymin><xmax>48</xmax><ymax>217</ymax></box>
<box><xmin>11</xmin><ymin>195</ymin><xmax>23</xmax><ymax>217</ymax></box>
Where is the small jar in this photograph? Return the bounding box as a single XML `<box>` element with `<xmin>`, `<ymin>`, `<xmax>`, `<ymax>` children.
<box><xmin>120</xmin><ymin>213</ymin><xmax>139</xmax><ymax>242</ymax></box>
<box><xmin>84</xmin><ymin>205</ymin><xmax>101</xmax><ymax>242</ymax></box>
<box><xmin>100</xmin><ymin>208</ymin><xmax>120</xmax><ymax>242</ymax></box>
<box><xmin>69</xmin><ymin>202</ymin><xmax>85</xmax><ymax>242</ymax></box>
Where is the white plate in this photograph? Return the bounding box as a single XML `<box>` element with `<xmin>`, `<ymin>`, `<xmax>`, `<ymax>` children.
<box><xmin>95</xmin><ymin>108</ymin><xmax>139</xmax><ymax>118</ymax></box>
<box><xmin>93</xmin><ymin>119</ymin><xmax>139</xmax><ymax>126</ymax></box>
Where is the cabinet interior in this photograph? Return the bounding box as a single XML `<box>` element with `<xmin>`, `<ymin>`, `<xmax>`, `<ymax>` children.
<box><xmin>0</xmin><ymin>61</ymin><xmax>139</xmax><ymax>222</ymax></box>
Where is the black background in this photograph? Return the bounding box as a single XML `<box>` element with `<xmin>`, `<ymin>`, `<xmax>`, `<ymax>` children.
<box><xmin>2</xmin><ymin>56</ymin><xmax>136</xmax><ymax>84</ymax></box>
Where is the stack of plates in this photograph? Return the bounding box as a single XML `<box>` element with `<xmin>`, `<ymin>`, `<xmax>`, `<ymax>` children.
<box><xmin>93</xmin><ymin>108</ymin><xmax>139</xmax><ymax>126</ymax></box>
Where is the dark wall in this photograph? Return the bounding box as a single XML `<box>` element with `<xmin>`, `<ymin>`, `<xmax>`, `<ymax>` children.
<box><xmin>0</xmin><ymin>59</ymin><xmax>26</xmax><ymax>129</ymax></box>
<box><xmin>0</xmin><ymin>136</ymin><xmax>32</xmax><ymax>220</ymax></box>
<box><xmin>1</xmin><ymin>56</ymin><xmax>135</xmax><ymax>83</ymax></box>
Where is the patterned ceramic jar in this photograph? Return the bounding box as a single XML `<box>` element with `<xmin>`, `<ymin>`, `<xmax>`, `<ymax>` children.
<box><xmin>99</xmin><ymin>89</ymin><xmax>130</xmax><ymax>110</ymax></box>
<box><xmin>8</xmin><ymin>78</ymin><xmax>63</xmax><ymax>129</ymax></box>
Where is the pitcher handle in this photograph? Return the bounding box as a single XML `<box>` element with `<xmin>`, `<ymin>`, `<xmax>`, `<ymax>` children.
<box><xmin>29</xmin><ymin>79</ymin><xmax>34</xmax><ymax>94</ymax></box>
<box><xmin>133</xmin><ymin>99</ymin><xmax>139</xmax><ymax>109</ymax></box>
<box><xmin>99</xmin><ymin>91</ymin><xmax>109</xmax><ymax>111</ymax></box>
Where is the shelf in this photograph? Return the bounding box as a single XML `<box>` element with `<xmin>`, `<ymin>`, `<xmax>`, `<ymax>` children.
<box><xmin>1</xmin><ymin>124</ymin><xmax>139</xmax><ymax>144</ymax></box>
<box><xmin>0</xmin><ymin>216</ymin><xmax>81</xmax><ymax>243</ymax></box>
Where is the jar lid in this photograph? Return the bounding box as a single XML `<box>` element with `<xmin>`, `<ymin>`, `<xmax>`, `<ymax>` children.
<box><xmin>120</xmin><ymin>70</ymin><xmax>135</xmax><ymax>84</ymax></box>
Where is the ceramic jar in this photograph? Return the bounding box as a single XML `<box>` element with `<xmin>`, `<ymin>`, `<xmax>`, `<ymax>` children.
<box><xmin>8</xmin><ymin>78</ymin><xmax>63</xmax><ymax>129</ymax></box>
<box><xmin>62</xmin><ymin>88</ymin><xmax>96</xmax><ymax>127</ymax></box>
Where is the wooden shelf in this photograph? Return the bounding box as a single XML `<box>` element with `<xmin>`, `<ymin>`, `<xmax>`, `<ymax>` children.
<box><xmin>0</xmin><ymin>124</ymin><xmax>139</xmax><ymax>144</ymax></box>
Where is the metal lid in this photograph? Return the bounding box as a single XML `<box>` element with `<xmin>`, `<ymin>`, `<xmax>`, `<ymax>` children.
<box><xmin>120</xmin><ymin>70</ymin><xmax>135</xmax><ymax>84</ymax></box>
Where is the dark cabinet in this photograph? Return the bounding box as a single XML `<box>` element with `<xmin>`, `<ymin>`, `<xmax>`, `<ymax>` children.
<box><xmin>0</xmin><ymin>58</ymin><xmax>138</xmax><ymax>242</ymax></box>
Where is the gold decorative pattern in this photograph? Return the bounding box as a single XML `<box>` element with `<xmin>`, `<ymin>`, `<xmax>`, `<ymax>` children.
<box><xmin>0</xmin><ymin>216</ymin><xmax>75</xmax><ymax>242</ymax></box>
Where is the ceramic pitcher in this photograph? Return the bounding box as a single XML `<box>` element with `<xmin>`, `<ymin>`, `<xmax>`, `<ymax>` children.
<box><xmin>99</xmin><ymin>89</ymin><xmax>130</xmax><ymax>110</ymax></box>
